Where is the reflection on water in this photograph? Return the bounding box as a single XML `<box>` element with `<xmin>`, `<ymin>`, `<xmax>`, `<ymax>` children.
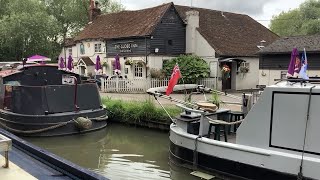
<box><xmin>25</xmin><ymin>123</ymin><xmax>197</xmax><ymax>180</ymax></box>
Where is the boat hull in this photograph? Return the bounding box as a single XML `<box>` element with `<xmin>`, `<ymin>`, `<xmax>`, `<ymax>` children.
<box><xmin>169</xmin><ymin>125</ymin><xmax>315</xmax><ymax>180</ymax></box>
<box><xmin>0</xmin><ymin>108</ymin><xmax>108</xmax><ymax>137</ymax></box>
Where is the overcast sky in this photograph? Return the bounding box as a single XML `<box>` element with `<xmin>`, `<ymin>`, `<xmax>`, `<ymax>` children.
<box><xmin>118</xmin><ymin>0</ymin><xmax>305</xmax><ymax>27</ymax></box>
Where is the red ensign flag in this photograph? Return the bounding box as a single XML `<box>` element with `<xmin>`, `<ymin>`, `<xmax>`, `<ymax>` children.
<box><xmin>166</xmin><ymin>64</ymin><xmax>181</xmax><ymax>96</ymax></box>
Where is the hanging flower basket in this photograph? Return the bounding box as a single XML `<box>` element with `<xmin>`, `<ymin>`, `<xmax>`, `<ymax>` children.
<box><xmin>239</xmin><ymin>66</ymin><xmax>249</xmax><ymax>73</ymax></box>
<box><xmin>102</xmin><ymin>62</ymin><xmax>108</xmax><ymax>68</ymax></box>
<box><xmin>125</xmin><ymin>60</ymin><xmax>133</xmax><ymax>65</ymax></box>
<box><xmin>221</xmin><ymin>65</ymin><xmax>231</xmax><ymax>79</ymax></box>
<box><xmin>136</xmin><ymin>61</ymin><xmax>144</xmax><ymax>66</ymax></box>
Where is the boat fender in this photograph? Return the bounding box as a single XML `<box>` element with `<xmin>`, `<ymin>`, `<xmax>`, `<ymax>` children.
<box><xmin>74</xmin><ymin>117</ymin><xmax>92</xmax><ymax>130</ymax></box>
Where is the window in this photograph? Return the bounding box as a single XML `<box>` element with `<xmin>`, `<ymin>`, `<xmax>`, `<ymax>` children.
<box><xmin>125</xmin><ymin>67</ymin><xmax>128</xmax><ymax>74</ymax></box>
<box><xmin>94</xmin><ymin>43</ymin><xmax>102</xmax><ymax>53</ymax></box>
<box><xmin>134</xmin><ymin>63</ymin><xmax>143</xmax><ymax>77</ymax></box>
<box><xmin>168</xmin><ymin>40</ymin><xmax>173</xmax><ymax>46</ymax></box>
<box><xmin>240</xmin><ymin>62</ymin><xmax>250</xmax><ymax>69</ymax></box>
<box><xmin>68</xmin><ymin>48</ymin><xmax>72</xmax><ymax>56</ymax></box>
<box><xmin>281</xmin><ymin>71</ymin><xmax>287</xmax><ymax>79</ymax></box>
<box><xmin>80</xmin><ymin>44</ymin><xmax>85</xmax><ymax>55</ymax></box>
<box><xmin>239</xmin><ymin>62</ymin><xmax>250</xmax><ymax>73</ymax></box>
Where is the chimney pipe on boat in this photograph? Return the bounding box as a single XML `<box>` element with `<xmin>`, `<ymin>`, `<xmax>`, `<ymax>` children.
<box><xmin>70</xmin><ymin>76</ymin><xmax>79</xmax><ymax>111</ymax></box>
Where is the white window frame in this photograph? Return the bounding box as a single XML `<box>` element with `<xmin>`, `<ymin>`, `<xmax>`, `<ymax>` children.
<box><xmin>94</xmin><ymin>43</ymin><xmax>102</xmax><ymax>53</ymax></box>
<box><xmin>134</xmin><ymin>63</ymin><xmax>143</xmax><ymax>78</ymax></box>
<box><xmin>240</xmin><ymin>62</ymin><xmax>250</xmax><ymax>69</ymax></box>
<box><xmin>68</xmin><ymin>48</ymin><xmax>72</xmax><ymax>56</ymax></box>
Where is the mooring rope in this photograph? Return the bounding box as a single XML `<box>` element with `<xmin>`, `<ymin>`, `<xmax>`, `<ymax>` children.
<box><xmin>205</xmin><ymin>116</ymin><xmax>243</xmax><ymax>125</ymax></box>
<box><xmin>0</xmin><ymin>113</ymin><xmax>108</xmax><ymax>134</ymax></box>
<box><xmin>154</xmin><ymin>95</ymin><xmax>176</xmax><ymax>124</ymax></box>
<box><xmin>0</xmin><ymin>120</ymin><xmax>72</xmax><ymax>134</ymax></box>
<box><xmin>298</xmin><ymin>85</ymin><xmax>315</xmax><ymax>180</ymax></box>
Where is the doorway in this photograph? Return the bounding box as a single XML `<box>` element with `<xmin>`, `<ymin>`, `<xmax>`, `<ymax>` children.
<box><xmin>221</xmin><ymin>62</ymin><xmax>232</xmax><ymax>90</ymax></box>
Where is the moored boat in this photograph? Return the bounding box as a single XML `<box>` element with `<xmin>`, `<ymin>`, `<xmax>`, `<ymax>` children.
<box><xmin>148</xmin><ymin>80</ymin><xmax>320</xmax><ymax>180</ymax></box>
<box><xmin>0</xmin><ymin>64</ymin><xmax>107</xmax><ymax>137</ymax></box>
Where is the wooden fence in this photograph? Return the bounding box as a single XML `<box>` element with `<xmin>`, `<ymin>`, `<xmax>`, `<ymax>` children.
<box><xmin>100</xmin><ymin>78</ymin><xmax>217</xmax><ymax>93</ymax></box>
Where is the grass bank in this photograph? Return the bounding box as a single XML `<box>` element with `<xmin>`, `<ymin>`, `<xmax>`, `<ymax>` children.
<box><xmin>102</xmin><ymin>97</ymin><xmax>181</xmax><ymax>129</ymax></box>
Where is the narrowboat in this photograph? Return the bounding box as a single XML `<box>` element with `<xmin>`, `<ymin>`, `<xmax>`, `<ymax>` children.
<box><xmin>148</xmin><ymin>80</ymin><xmax>320</xmax><ymax>180</ymax></box>
<box><xmin>0</xmin><ymin>64</ymin><xmax>108</xmax><ymax>137</ymax></box>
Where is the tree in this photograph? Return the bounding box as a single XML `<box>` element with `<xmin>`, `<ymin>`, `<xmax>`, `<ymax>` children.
<box><xmin>270</xmin><ymin>0</ymin><xmax>320</xmax><ymax>36</ymax></box>
<box><xmin>0</xmin><ymin>0</ymin><xmax>60</xmax><ymax>61</ymax></box>
<box><xmin>0</xmin><ymin>0</ymin><xmax>124</xmax><ymax>61</ymax></box>
<box><xmin>163</xmin><ymin>55</ymin><xmax>210</xmax><ymax>84</ymax></box>
<box><xmin>41</xmin><ymin>0</ymin><xmax>124</xmax><ymax>41</ymax></box>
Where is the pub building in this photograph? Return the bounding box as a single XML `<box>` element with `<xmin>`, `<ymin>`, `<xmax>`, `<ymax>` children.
<box><xmin>259</xmin><ymin>35</ymin><xmax>320</xmax><ymax>86</ymax></box>
<box><xmin>60</xmin><ymin>1</ymin><xmax>278</xmax><ymax>90</ymax></box>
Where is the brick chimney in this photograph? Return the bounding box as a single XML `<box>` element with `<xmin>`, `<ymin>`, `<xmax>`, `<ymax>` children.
<box><xmin>89</xmin><ymin>0</ymin><xmax>101</xmax><ymax>22</ymax></box>
<box><xmin>185</xmin><ymin>10</ymin><xmax>199</xmax><ymax>54</ymax></box>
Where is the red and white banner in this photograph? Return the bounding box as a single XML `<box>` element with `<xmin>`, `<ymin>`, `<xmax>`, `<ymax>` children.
<box><xmin>166</xmin><ymin>64</ymin><xmax>181</xmax><ymax>96</ymax></box>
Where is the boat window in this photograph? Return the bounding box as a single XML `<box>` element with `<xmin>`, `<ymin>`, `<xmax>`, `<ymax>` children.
<box><xmin>280</xmin><ymin>71</ymin><xmax>287</xmax><ymax>79</ymax></box>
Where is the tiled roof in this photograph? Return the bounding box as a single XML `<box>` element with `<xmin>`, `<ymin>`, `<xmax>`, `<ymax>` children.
<box><xmin>74</xmin><ymin>3</ymin><xmax>172</xmax><ymax>41</ymax></box>
<box><xmin>64</xmin><ymin>38</ymin><xmax>76</xmax><ymax>47</ymax></box>
<box><xmin>175</xmin><ymin>5</ymin><xmax>279</xmax><ymax>57</ymax></box>
<box><xmin>79</xmin><ymin>56</ymin><xmax>95</xmax><ymax>66</ymax></box>
<box><xmin>260</xmin><ymin>35</ymin><xmax>320</xmax><ymax>54</ymax></box>
<box><xmin>74</xmin><ymin>2</ymin><xmax>279</xmax><ymax>57</ymax></box>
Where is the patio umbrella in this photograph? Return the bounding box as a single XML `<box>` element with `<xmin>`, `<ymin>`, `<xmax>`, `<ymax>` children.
<box><xmin>114</xmin><ymin>54</ymin><xmax>121</xmax><ymax>75</ymax></box>
<box><xmin>59</xmin><ymin>57</ymin><xmax>65</xmax><ymax>70</ymax></box>
<box><xmin>286</xmin><ymin>48</ymin><xmax>299</xmax><ymax>78</ymax></box>
<box><xmin>67</xmin><ymin>55</ymin><xmax>73</xmax><ymax>71</ymax></box>
<box><xmin>27</xmin><ymin>55</ymin><xmax>51</xmax><ymax>63</ymax></box>
<box><xmin>95</xmin><ymin>55</ymin><xmax>102</xmax><ymax>74</ymax></box>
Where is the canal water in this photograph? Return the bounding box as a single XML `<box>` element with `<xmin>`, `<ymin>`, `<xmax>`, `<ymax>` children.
<box><xmin>26</xmin><ymin>123</ymin><xmax>197</xmax><ymax>180</ymax></box>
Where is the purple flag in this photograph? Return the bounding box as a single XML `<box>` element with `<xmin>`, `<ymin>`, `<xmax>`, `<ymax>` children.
<box><xmin>286</xmin><ymin>48</ymin><xmax>299</xmax><ymax>78</ymax></box>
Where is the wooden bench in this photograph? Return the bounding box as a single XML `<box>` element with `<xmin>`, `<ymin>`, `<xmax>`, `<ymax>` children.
<box><xmin>0</xmin><ymin>134</ymin><xmax>12</xmax><ymax>168</ymax></box>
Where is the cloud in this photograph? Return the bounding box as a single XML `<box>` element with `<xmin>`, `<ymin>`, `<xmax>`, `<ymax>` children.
<box><xmin>193</xmin><ymin>0</ymin><xmax>276</xmax><ymax>15</ymax></box>
<box><xmin>122</xmin><ymin>0</ymin><xmax>277</xmax><ymax>16</ymax></box>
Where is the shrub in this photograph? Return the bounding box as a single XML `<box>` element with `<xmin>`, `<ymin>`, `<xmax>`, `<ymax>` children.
<box><xmin>101</xmin><ymin>98</ymin><xmax>181</xmax><ymax>124</ymax></box>
<box><xmin>162</xmin><ymin>55</ymin><xmax>210</xmax><ymax>83</ymax></box>
<box><xmin>150</xmin><ymin>68</ymin><xmax>165</xmax><ymax>79</ymax></box>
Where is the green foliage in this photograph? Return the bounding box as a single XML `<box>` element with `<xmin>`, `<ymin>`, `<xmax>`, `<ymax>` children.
<box><xmin>0</xmin><ymin>0</ymin><xmax>124</xmax><ymax>61</ymax></box>
<box><xmin>150</xmin><ymin>68</ymin><xmax>165</xmax><ymax>79</ymax></box>
<box><xmin>270</xmin><ymin>0</ymin><xmax>320</xmax><ymax>36</ymax></box>
<box><xmin>162</xmin><ymin>55</ymin><xmax>210</xmax><ymax>84</ymax></box>
<box><xmin>101</xmin><ymin>98</ymin><xmax>180</xmax><ymax>125</ymax></box>
<box><xmin>209</xmin><ymin>90</ymin><xmax>224</xmax><ymax>108</ymax></box>
<box><xmin>0</xmin><ymin>0</ymin><xmax>60</xmax><ymax>61</ymax></box>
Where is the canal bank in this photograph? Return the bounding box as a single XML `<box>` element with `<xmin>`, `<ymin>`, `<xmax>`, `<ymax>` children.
<box><xmin>101</xmin><ymin>92</ymin><xmax>242</xmax><ymax>131</ymax></box>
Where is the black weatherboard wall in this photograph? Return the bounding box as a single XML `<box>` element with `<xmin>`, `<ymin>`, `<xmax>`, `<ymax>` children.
<box><xmin>150</xmin><ymin>5</ymin><xmax>186</xmax><ymax>55</ymax></box>
<box><xmin>260</xmin><ymin>53</ymin><xmax>320</xmax><ymax>70</ymax></box>
<box><xmin>106</xmin><ymin>5</ymin><xmax>186</xmax><ymax>57</ymax></box>
<box><xmin>106</xmin><ymin>38</ymin><xmax>150</xmax><ymax>57</ymax></box>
